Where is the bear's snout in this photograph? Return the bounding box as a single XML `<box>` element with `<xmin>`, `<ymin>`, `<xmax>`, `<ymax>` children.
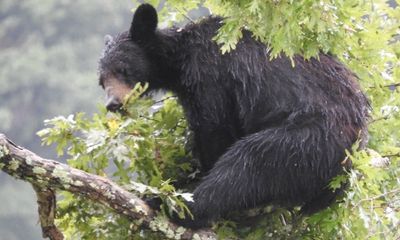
<box><xmin>106</xmin><ymin>96</ymin><xmax>123</xmax><ymax>112</ymax></box>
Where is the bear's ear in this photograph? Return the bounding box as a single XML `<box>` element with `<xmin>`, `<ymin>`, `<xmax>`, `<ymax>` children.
<box><xmin>130</xmin><ymin>4</ymin><xmax>158</xmax><ymax>42</ymax></box>
<box><xmin>104</xmin><ymin>34</ymin><xmax>114</xmax><ymax>45</ymax></box>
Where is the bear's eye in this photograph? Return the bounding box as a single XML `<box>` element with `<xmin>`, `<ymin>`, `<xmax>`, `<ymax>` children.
<box><xmin>120</xmin><ymin>68</ymin><xmax>128</xmax><ymax>76</ymax></box>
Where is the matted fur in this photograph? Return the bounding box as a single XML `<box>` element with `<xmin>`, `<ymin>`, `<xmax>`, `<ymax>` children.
<box><xmin>98</xmin><ymin>4</ymin><xmax>369</xmax><ymax>229</ymax></box>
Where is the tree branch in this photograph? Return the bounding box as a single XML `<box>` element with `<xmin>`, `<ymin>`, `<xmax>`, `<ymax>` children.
<box><xmin>32</xmin><ymin>185</ymin><xmax>64</xmax><ymax>240</ymax></box>
<box><xmin>0</xmin><ymin>133</ymin><xmax>216</xmax><ymax>240</ymax></box>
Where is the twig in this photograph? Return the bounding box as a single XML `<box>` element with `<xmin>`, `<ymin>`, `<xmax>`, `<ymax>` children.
<box><xmin>154</xmin><ymin>95</ymin><xmax>177</xmax><ymax>104</ymax></box>
<box><xmin>352</xmin><ymin>188</ymin><xmax>400</xmax><ymax>209</ymax></box>
<box><xmin>368</xmin><ymin>82</ymin><xmax>400</xmax><ymax>89</ymax></box>
<box><xmin>368</xmin><ymin>115</ymin><xmax>390</xmax><ymax>124</ymax></box>
<box><xmin>382</xmin><ymin>152</ymin><xmax>400</xmax><ymax>158</ymax></box>
<box><xmin>172</xmin><ymin>6</ymin><xmax>195</xmax><ymax>23</ymax></box>
<box><xmin>138</xmin><ymin>115</ymin><xmax>186</xmax><ymax>129</ymax></box>
<box><xmin>0</xmin><ymin>133</ymin><xmax>216</xmax><ymax>240</ymax></box>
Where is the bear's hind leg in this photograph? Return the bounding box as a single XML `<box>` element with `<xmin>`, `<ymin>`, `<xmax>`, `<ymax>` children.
<box><xmin>172</xmin><ymin>124</ymin><xmax>346</xmax><ymax>229</ymax></box>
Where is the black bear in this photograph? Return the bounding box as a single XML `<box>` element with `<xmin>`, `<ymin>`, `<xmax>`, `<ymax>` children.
<box><xmin>98</xmin><ymin>4</ymin><xmax>369</xmax><ymax>229</ymax></box>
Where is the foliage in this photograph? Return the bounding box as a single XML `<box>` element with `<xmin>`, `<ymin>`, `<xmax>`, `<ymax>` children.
<box><xmin>24</xmin><ymin>0</ymin><xmax>400</xmax><ymax>239</ymax></box>
<box><xmin>302</xmin><ymin>149</ymin><xmax>399</xmax><ymax>239</ymax></box>
<box><xmin>38</xmin><ymin>84</ymin><xmax>197</xmax><ymax>239</ymax></box>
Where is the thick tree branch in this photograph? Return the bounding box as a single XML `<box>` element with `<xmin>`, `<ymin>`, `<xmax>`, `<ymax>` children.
<box><xmin>0</xmin><ymin>134</ymin><xmax>216</xmax><ymax>240</ymax></box>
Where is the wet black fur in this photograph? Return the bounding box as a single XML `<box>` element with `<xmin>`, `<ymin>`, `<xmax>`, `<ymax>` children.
<box><xmin>99</xmin><ymin>4</ymin><xmax>369</xmax><ymax>229</ymax></box>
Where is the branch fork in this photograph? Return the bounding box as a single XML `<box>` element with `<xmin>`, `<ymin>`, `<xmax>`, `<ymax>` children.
<box><xmin>0</xmin><ymin>134</ymin><xmax>215</xmax><ymax>240</ymax></box>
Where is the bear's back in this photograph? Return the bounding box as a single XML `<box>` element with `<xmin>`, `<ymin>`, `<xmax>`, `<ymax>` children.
<box><xmin>175</xmin><ymin>17</ymin><xmax>368</xmax><ymax>136</ymax></box>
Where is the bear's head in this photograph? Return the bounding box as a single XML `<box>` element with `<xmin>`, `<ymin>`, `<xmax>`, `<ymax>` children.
<box><xmin>98</xmin><ymin>4</ymin><xmax>158</xmax><ymax>112</ymax></box>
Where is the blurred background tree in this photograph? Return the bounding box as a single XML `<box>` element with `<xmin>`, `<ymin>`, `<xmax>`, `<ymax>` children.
<box><xmin>0</xmin><ymin>1</ymin><xmax>134</xmax><ymax>238</ymax></box>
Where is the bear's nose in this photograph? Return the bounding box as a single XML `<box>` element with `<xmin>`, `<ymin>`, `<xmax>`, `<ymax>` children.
<box><xmin>106</xmin><ymin>96</ymin><xmax>123</xmax><ymax>112</ymax></box>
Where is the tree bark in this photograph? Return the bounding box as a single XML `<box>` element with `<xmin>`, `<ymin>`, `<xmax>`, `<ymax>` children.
<box><xmin>0</xmin><ymin>133</ymin><xmax>216</xmax><ymax>240</ymax></box>
<box><xmin>32</xmin><ymin>185</ymin><xmax>64</xmax><ymax>240</ymax></box>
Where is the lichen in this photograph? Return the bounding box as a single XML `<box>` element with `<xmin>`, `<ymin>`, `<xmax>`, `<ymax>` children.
<box><xmin>9</xmin><ymin>158</ymin><xmax>20</xmax><ymax>171</ymax></box>
<box><xmin>165</xmin><ymin>228</ymin><xmax>175</xmax><ymax>239</ymax></box>
<box><xmin>33</xmin><ymin>166</ymin><xmax>47</xmax><ymax>175</ymax></box>
<box><xmin>36</xmin><ymin>178</ymin><xmax>49</xmax><ymax>185</ymax></box>
<box><xmin>73</xmin><ymin>180</ymin><xmax>84</xmax><ymax>187</ymax></box>
<box><xmin>25</xmin><ymin>156</ymin><xmax>33</xmax><ymax>165</ymax></box>
<box><xmin>89</xmin><ymin>183</ymin><xmax>98</xmax><ymax>189</ymax></box>
<box><xmin>104</xmin><ymin>189</ymin><xmax>115</xmax><ymax>200</ymax></box>
<box><xmin>0</xmin><ymin>146</ymin><xmax>9</xmax><ymax>158</ymax></box>
<box><xmin>149</xmin><ymin>215</ymin><xmax>168</xmax><ymax>232</ymax></box>
<box><xmin>192</xmin><ymin>233</ymin><xmax>202</xmax><ymax>240</ymax></box>
<box><xmin>149</xmin><ymin>215</ymin><xmax>187</xmax><ymax>240</ymax></box>
<box><xmin>52</xmin><ymin>165</ymin><xmax>72</xmax><ymax>186</ymax></box>
<box><xmin>174</xmin><ymin>227</ymin><xmax>186</xmax><ymax>240</ymax></box>
<box><xmin>129</xmin><ymin>199</ymin><xmax>136</xmax><ymax>205</ymax></box>
<box><xmin>134</xmin><ymin>204</ymin><xmax>147</xmax><ymax>215</ymax></box>
<box><xmin>132</xmin><ymin>218</ymin><xmax>144</xmax><ymax>227</ymax></box>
